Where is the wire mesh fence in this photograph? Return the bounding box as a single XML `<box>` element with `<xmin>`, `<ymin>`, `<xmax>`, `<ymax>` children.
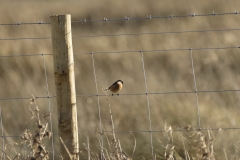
<box><xmin>0</xmin><ymin>10</ymin><xmax>239</xmax><ymax>25</ymax></box>
<box><xmin>0</xmin><ymin>11</ymin><xmax>240</xmax><ymax>159</ymax></box>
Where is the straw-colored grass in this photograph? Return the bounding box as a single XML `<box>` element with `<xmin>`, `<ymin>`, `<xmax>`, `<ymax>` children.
<box><xmin>1</xmin><ymin>0</ymin><xmax>240</xmax><ymax>159</ymax></box>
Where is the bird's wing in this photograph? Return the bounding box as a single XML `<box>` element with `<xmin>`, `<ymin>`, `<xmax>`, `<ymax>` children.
<box><xmin>108</xmin><ymin>83</ymin><xmax>116</xmax><ymax>90</ymax></box>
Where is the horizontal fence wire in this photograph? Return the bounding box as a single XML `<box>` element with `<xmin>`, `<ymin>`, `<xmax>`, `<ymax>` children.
<box><xmin>0</xmin><ymin>11</ymin><xmax>239</xmax><ymax>26</ymax></box>
<box><xmin>0</xmin><ymin>53</ymin><xmax>53</xmax><ymax>58</ymax></box>
<box><xmin>73</xmin><ymin>11</ymin><xmax>240</xmax><ymax>23</ymax></box>
<box><xmin>76</xmin><ymin>46</ymin><xmax>240</xmax><ymax>54</ymax></box>
<box><xmin>0</xmin><ymin>37</ymin><xmax>51</xmax><ymax>41</ymax></box>
<box><xmin>1</xmin><ymin>89</ymin><xmax>240</xmax><ymax>101</ymax></box>
<box><xmin>0</xmin><ymin>45</ymin><xmax>239</xmax><ymax>58</ymax></box>
<box><xmin>1</xmin><ymin>28</ymin><xmax>240</xmax><ymax>40</ymax></box>
<box><xmin>0</xmin><ymin>21</ymin><xmax>50</xmax><ymax>26</ymax></box>
<box><xmin>0</xmin><ymin>127</ymin><xmax>239</xmax><ymax>137</ymax></box>
<box><xmin>77</xmin><ymin>127</ymin><xmax>240</xmax><ymax>134</ymax></box>
<box><xmin>0</xmin><ymin>96</ymin><xmax>56</xmax><ymax>101</ymax></box>
<box><xmin>73</xmin><ymin>28</ymin><xmax>240</xmax><ymax>38</ymax></box>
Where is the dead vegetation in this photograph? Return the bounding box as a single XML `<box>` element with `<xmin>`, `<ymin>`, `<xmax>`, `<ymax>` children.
<box><xmin>0</xmin><ymin>96</ymin><xmax>239</xmax><ymax>159</ymax></box>
<box><xmin>1</xmin><ymin>96</ymin><xmax>52</xmax><ymax>160</ymax></box>
<box><xmin>1</xmin><ymin>1</ymin><xmax>240</xmax><ymax>159</ymax></box>
<box><xmin>79</xmin><ymin>91</ymin><xmax>134</xmax><ymax>160</ymax></box>
<box><xmin>75</xmin><ymin>91</ymin><xmax>236</xmax><ymax>160</ymax></box>
<box><xmin>78</xmin><ymin>124</ymin><xmax>228</xmax><ymax>160</ymax></box>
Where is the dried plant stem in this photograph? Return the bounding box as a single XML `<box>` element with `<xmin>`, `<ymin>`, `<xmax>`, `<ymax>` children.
<box><xmin>104</xmin><ymin>90</ymin><xmax>117</xmax><ymax>157</ymax></box>
<box><xmin>12</xmin><ymin>153</ymin><xmax>21</xmax><ymax>160</ymax></box>
<box><xmin>40</xmin><ymin>123</ymin><xmax>48</xmax><ymax>141</ymax></box>
<box><xmin>105</xmin><ymin>94</ymin><xmax>116</xmax><ymax>141</ymax></box>
<box><xmin>181</xmin><ymin>133</ymin><xmax>188</xmax><ymax>160</ymax></box>
<box><xmin>59</xmin><ymin>137</ymin><xmax>72</xmax><ymax>160</ymax></box>
<box><xmin>130</xmin><ymin>131</ymin><xmax>136</xmax><ymax>159</ymax></box>
<box><xmin>0</xmin><ymin>147</ymin><xmax>11</xmax><ymax>160</ymax></box>
<box><xmin>87</xmin><ymin>137</ymin><xmax>90</xmax><ymax>160</ymax></box>
<box><xmin>223</xmin><ymin>149</ymin><xmax>228</xmax><ymax>160</ymax></box>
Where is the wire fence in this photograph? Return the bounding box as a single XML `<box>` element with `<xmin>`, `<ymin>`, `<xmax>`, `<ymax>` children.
<box><xmin>0</xmin><ymin>11</ymin><xmax>240</xmax><ymax>159</ymax></box>
<box><xmin>0</xmin><ymin>10</ymin><xmax>239</xmax><ymax>26</ymax></box>
<box><xmin>0</xmin><ymin>46</ymin><xmax>240</xmax><ymax>57</ymax></box>
<box><xmin>2</xmin><ymin>28</ymin><xmax>240</xmax><ymax>41</ymax></box>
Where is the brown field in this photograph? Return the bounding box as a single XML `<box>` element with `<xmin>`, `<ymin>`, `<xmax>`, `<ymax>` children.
<box><xmin>1</xmin><ymin>0</ymin><xmax>240</xmax><ymax>159</ymax></box>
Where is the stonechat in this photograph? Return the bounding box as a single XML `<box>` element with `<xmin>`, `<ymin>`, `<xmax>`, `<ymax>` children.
<box><xmin>104</xmin><ymin>80</ymin><xmax>123</xmax><ymax>95</ymax></box>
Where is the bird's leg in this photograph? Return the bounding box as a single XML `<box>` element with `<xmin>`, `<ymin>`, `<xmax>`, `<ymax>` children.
<box><xmin>117</xmin><ymin>93</ymin><xmax>119</xmax><ymax>96</ymax></box>
<box><xmin>112</xmin><ymin>93</ymin><xmax>114</xmax><ymax>96</ymax></box>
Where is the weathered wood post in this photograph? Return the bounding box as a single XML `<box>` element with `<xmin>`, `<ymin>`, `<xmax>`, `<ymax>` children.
<box><xmin>50</xmin><ymin>14</ymin><xmax>79</xmax><ymax>160</ymax></box>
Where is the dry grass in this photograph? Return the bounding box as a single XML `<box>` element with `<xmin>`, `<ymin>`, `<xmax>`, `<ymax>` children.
<box><xmin>1</xmin><ymin>96</ymin><xmax>52</xmax><ymax>160</ymax></box>
<box><xmin>1</xmin><ymin>0</ymin><xmax>240</xmax><ymax>159</ymax></box>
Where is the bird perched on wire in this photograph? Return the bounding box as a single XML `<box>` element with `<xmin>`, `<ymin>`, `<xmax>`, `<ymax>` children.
<box><xmin>104</xmin><ymin>80</ymin><xmax>123</xmax><ymax>95</ymax></box>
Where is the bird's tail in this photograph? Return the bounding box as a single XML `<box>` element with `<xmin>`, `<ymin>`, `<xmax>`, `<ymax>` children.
<box><xmin>102</xmin><ymin>88</ymin><xmax>109</xmax><ymax>92</ymax></box>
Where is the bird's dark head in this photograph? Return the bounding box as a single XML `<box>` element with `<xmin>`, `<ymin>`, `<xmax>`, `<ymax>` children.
<box><xmin>117</xmin><ymin>80</ymin><xmax>123</xmax><ymax>84</ymax></box>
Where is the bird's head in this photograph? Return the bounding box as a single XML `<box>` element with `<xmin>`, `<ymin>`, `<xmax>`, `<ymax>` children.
<box><xmin>117</xmin><ymin>80</ymin><xmax>123</xmax><ymax>84</ymax></box>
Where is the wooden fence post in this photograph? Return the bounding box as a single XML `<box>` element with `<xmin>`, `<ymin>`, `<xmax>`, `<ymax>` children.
<box><xmin>50</xmin><ymin>14</ymin><xmax>79</xmax><ymax>160</ymax></box>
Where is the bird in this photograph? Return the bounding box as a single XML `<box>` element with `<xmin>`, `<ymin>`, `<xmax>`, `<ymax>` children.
<box><xmin>104</xmin><ymin>80</ymin><xmax>123</xmax><ymax>95</ymax></box>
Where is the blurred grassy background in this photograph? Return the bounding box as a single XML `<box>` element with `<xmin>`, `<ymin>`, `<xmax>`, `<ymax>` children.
<box><xmin>1</xmin><ymin>0</ymin><xmax>240</xmax><ymax>159</ymax></box>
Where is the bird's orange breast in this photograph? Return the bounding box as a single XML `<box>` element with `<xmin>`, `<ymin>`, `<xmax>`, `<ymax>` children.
<box><xmin>109</xmin><ymin>82</ymin><xmax>122</xmax><ymax>93</ymax></box>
